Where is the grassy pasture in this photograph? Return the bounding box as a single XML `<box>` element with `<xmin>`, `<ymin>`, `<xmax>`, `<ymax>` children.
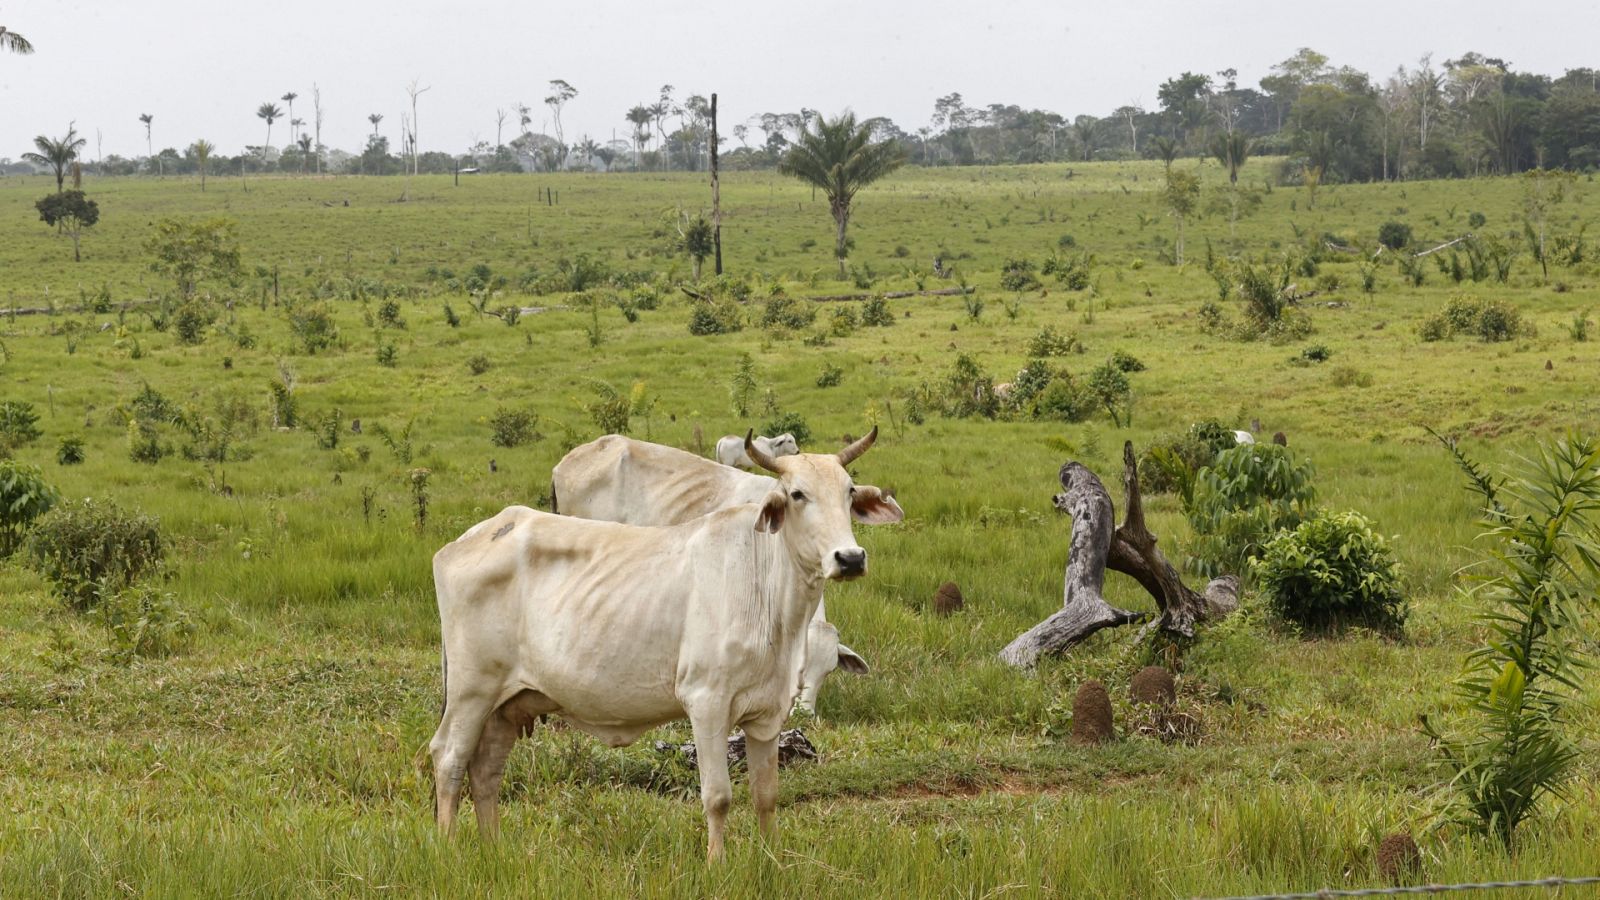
<box><xmin>2</xmin><ymin>161</ymin><xmax>1600</xmax><ymax>897</ymax></box>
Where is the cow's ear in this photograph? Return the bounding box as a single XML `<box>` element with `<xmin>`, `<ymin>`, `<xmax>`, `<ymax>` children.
<box><xmin>836</xmin><ymin>644</ymin><xmax>870</xmax><ymax>675</ymax></box>
<box><xmin>755</xmin><ymin>490</ymin><xmax>787</xmax><ymax>533</ymax></box>
<box><xmin>851</xmin><ymin>485</ymin><xmax>904</xmax><ymax>525</ymax></box>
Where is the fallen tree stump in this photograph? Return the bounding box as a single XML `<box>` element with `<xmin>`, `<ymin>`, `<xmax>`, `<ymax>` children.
<box><xmin>999</xmin><ymin>441</ymin><xmax>1238</xmax><ymax>668</ymax></box>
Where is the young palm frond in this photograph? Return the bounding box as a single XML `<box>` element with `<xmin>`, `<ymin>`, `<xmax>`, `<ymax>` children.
<box><xmin>777</xmin><ymin>112</ymin><xmax>905</xmax><ymax>277</ymax></box>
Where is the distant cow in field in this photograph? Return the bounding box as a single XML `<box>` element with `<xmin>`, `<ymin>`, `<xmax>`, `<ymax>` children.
<box><xmin>715</xmin><ymin>432</ymin><xmax>799</xmax><ymax>469</ymax></box>
<box><xmin>430</xmin><ymin>431</ymin><xmax>902</xmax><ymax>859</ymax></box>
<box><xmin>553</xmin><ymin>433</ymin><xmax>873</xmax><ymax>713</ymax></box>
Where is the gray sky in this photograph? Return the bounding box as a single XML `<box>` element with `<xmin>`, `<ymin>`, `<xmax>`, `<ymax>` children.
<box><xmin>4</xmin><ymin>0</ymin><xmax>1599</xmax><ymax>159</ymax></box>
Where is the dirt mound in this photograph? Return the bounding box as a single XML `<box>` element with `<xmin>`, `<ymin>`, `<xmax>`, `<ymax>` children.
<box><xmin>1130</xmin><ymin>666</ymin><xmax>1176</xmax><ymax>706</ymax></box>
<box><xmin>933</xmin><ymin>582</ymin><xmax>964</xmax><ymax>616</ymax></box>
<box><xmin>1071</xmin><ymin>680</ymin><xmax>1114</xmax><ymax>745</ymax></box>
<box><xmin>1376</xmin><ymin>832</ymin><xmax>1421</xmax><ymax>882</ymax></box>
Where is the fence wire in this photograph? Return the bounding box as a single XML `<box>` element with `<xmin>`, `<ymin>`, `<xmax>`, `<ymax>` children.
<box><xmin>1201</xmin><ymin>875</ymin><xmax>1600</xmax><ymax>900</ymax></box>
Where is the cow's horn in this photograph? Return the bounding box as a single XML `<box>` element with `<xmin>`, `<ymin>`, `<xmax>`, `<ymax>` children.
<box><xmin>838</xmin><ymin>425</ymin><xmax>878</xmax><ymax>467</ymax></box>
<box><xmin>745</xmin><ymin>429</ymin><xmax>782</xmax><ymax>474</ymax></box>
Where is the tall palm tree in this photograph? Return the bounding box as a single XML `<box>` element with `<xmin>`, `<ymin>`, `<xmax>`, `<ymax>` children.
<box><xmin>1209</xmin><ymin>131</ymin><xmax>1251</xmax><ymax>184</ymax></box>
<box><xmin>368</xmin><ymin>113</ymin><xmax>383</xmax><ymax>138</ymax></box>
<box><xmin>189</xmin><ymin>139</ymin><xmax>214</xmax><ymax>191</ymax></box>
<box><xmin>23</xmin><ymin>127</ymin><xmax>87</xmax><ymax>193</ymax></box>
<box><xmin>297</xmin><ymin>135</ymin><xmax>312</xmax><ymax>174</ymax></box>
<box><xmin>1148</xmin><ymin>135</ymin><xmax>1180</xmax><ymax>170</ymax></box>
<box><xmin>0</xmin><ymin>26</ymin><xmax>34</xmax><ymax>55</ymax></box>
<box><xmin>625</xmin><ymin>105</ymin><xmax>652</xmax><ymax>169</ymax></box>
<box><xmin>777</xmin><ymin>111</ymin><xmax>906</xmax><ymax>278</ymax></box>
<box><xmin>256</xmin><ymin>102</ymin><xmax>281</xmax><ymax>166</ymax></box>
<box><xmin>139</xmin><ymin>113</ymin><xmax>158</xmax><ymax>175</ymax></box>
<box><xmin>281</xmin><ymin>92</ymin><xmax>299</xmax><ymax>143</ymax></box>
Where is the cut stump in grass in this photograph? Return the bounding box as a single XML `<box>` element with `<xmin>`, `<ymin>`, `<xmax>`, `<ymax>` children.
<box><xmin>999</xmin><ymin>441</ymin><xmax>1239</xmax><ymax>668</ymax></box>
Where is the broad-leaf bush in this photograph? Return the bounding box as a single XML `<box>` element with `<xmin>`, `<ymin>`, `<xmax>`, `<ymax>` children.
<box><xmin>26</xmin><ymin>498</ymin><xmax>167</xmax><ymax>610</ymax></box>
<box><xmin>1252</xmin><ymin>510</ymin><xmax>1406</xmax><ymax>634</ymax></box>
<box><xmin>0</xmin><ymin>460</ymin><xmax>59</xmax><ymax>556</ymax></box>
<box><xmin>1186</xmin><ymin>443</ymin><xmax>1316</xmax><ymax>579</ymax></box>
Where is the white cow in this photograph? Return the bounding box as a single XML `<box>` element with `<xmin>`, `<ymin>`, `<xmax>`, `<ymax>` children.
<box><xmin>430</xmin><ymin>431</ymin><xmax>902</xmax><ymax>859</ymax></box>
<box><xmin>553</xmin><ymin>433</ymin><xmax>871</xmax><ymax>713</ymax></box>
<box><xmin>716</xmin><ymin>432</ymin><xmax>799</xmax><ymax>469</ymax></box>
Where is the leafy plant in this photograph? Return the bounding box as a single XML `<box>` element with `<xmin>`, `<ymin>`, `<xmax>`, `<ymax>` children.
<box><xmin>1253</xmin><ymin>510</ymin><xmax>1406</xmax><ymax>634</ymax></box>
<box><xmin>1423</xmin><ymin>433</ymin><xmax>1597</xmax><ymax>846</ymax></box>
<box><xmin>1028</xmin><ymin>325</ymin><xmax>1081</xmax><ymax>357</ymax></box>
<box><xmin>861</xmin><ymin>295</ymin><xmax>893</xmax><ymax>327</ymax></box>
<box><xmin>761</xmin><ymin>411</ymin><xmax>811</xmax><ymax>444</ymax></box>
<box><xmin>816</xmin><ymin>364</ymin><xmax>844</xmax><ymax>388</ymax></box>
<box><xmin>0</xmin><ymin>400</ymin><xmax>43</xmax><ymax>450</ymax></box>
<box><xmin>96</xmin><ymin>583</ymin><xmax>195</xmax><ymax>664</ymax></box>
<box><xmin>729</xmin><ymin>353</ymin><xmax>758</xmax><ymax>416</ymax></box>
<box><xmin>26</xmin><ymin>498</ymin><xmax>166</xmax><ymax>610</ymax></box>
<box><xmin>372</xmin><ymin>419</ymin><xmax>417</xmax><ymax>464</ymax></box>
<box><xmin>489</xmin><ymin>407</ymin><xmax>540</xmax><ymax>448</ymax></box>
<box><xmin>55</xmin><ymin>436</ymin><xmax>85</xmax><ymax>466</ymax></box>
<box><xmin>1377</xmin><ymin>221</ymin><xmax>1412</xmax><ymax>251</ymax></box>
<box><xmin>0</xmin><ymin>460</ymin><xmax>59</xmax><ymax>556</ymax></box>
<box><xmin>1186</xmin><ymin>443</ymin><xmax>1317</xmax><ymax>579</ymax></box>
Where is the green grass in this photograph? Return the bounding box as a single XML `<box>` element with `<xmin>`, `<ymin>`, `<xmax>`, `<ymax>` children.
<box><xmin>2</xmin><ymin>161</ymin><xmax>1599</xmax><ymax>896</ymax></box>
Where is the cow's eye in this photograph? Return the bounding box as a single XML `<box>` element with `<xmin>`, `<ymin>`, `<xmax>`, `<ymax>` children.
<box><xmin>789</xmin><ymin>490</ymin><xmax>806</xmax><ymax>502</ymax></box>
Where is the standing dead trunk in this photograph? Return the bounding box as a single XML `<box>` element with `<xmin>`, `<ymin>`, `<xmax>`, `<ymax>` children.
<box><xmin>999</xmin><ymin>441</ymin><xmax>1238</xmax><ymax>668</ymax></box>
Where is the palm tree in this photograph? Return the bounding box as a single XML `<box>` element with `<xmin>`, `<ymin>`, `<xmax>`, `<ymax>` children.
<box><xmin>281</xmin><ymin>92</ymin><xmax>299</xmax><ymax>143</ymax></box>
<box><xmin>368</xmin><ymin>113</ymin><xmax>383</xmax><ymax>138</ymax></box>
<box><xmin>1148</xmin><ymin>135</ymin><xmax>1180</xmax><ymax>170</ymax></box>
<box><xmin>139</xmin><ymin>113</ymin><xmax>158</xmax><ymax>175</ymax></box>
<box><xmin>256</xmin><ymin>102</ymin><xmax>282</xmax><ymax>167</ymax></box>
<box><xmin>297</xmin><ymin>134</ymin><xmax>313</xmax><ymax>173</ymax></box>
<box><xmin>777</xmin><ymin>111</ymin><xmax>906</xmax><ymax>278</ymax></box>
<box><xmin>625</xmin><ymin>105</ymin><xmax>652</xmax><ymax>169</ymax></box>
<box><xmin>189</xmin><ymin>139</ymin><xmax>214</xmax><ymax>191</ymax></box>
<box><xmin>1209</xmin><ymin>131</ymin><xmax>1251</xmax><ymax>184</ymax></box>
<box><xmin>23</xmin><ymin>127</ymin><xmax>87</xmax><ymax>193</ymax></box>
<box><xmin>0</xmin><ymin>26</ymin><xmax>34</xmax><ymax>55</ymax></box>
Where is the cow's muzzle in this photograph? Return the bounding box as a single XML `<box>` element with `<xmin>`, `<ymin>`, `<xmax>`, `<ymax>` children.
<box><xmin>831</xmin><ymin>548</ymin><xmax>867</xmax><ymax>580</ymax></box>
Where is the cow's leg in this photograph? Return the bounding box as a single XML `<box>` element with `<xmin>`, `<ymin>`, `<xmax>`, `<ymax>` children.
<box><xmin>743</xmin><ymin>721</ymin><xmax>782</xmax><ymax>843</ymax></box>
<box><xmin>468</xmin><ymin>709</ymin><xmax>518</xmax><ymax>840</ymax></box>
<box><xmin>688</xmin><ymin>709</ymin><xmax>733</xmax><ymax>862</ymax></box>
<box><xmin>429</xmin><ymin>689</ymin><xmax>498</xmax><ymax>836</ymax></box>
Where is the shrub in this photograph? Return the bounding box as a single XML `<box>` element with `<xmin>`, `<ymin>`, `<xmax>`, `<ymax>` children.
<box><xmin>27</xmin><ymin>498</ymin><xmax>166</xmax><ymax>610</ymax></box>
<box><xmin>376</xmin><ymin>342</ymin><xmax>398</xmax><ymax>367</ymax></box>
<box><xmin>940</xmin><ymin>353</ymin><xmax>999</xmax><ymax>419</ymax></box>
<box><xmin>467</xmin><ymin>354</ymin><xmax>492</xmax><ymax>376</ymax></box>
<box><xmin>999</xmin><ymin>257</ymin><xmax>1040</xmax><ymax>292</ymax></box>
<box><xmin>828</xmin><ymin>306</ymin><xmax>858</xmax><ymax>337</ymax></box>
<box><xmin>1301</xmin><ymin>344</ymin><xmax>1332</xmax><ymax>363</ymax></box>
<box><xmin>1034</xmin><ymin>375</ymin><xmax>1096</xmax><ymax>423</ymax></box>
<box><xmin>1236</xmin><ymin>262</ymin><xmax>1288</xmax><ymax>326</ymax></box>
<box><xmin>56</xmin><ymin>436</ymin><xmax>85</xmax><ymax>466</ymax></box>
<box><xmin>96</xmin><ymin>583</ymin><xmax>195</xmax><ymax>664</ymax></box>
<box><xmin>1027</xmin><ymin>325</ymin><xmax>1081</xmax><ymax>357</ymax></box>
<box><xmin>1378</xmin><ymin>221</ymin><xmax>1413</xmax><ymax>250</ymax></box>
<box><xmin>688</xmin><ymin>298</ymin><xmax>743</xmax><ymax>335</ymax></box>
<box><xmin>761</xmin><ymin>411</ymin><xmax>811</xmax><ymax>444</ymax></box>
<box><xmin>0</xmin><ymin>400</ymin><xmax>43</xmax><ymax>451</ymax></box>
<box><xmin>0</xmin><ymin>461</ymin><xmax>58</xmax><ymax>556</ymax></box>
<box><xmin>1253</xmin><ymin>510</ymin><xmax>1406</xmax><ymax>634</ymax></box>
<box><xmin>861</xmin><ymin>295</ymin><xmax>893</xmax><ymax>327</ymax></box>
<box><xmin>1186</xmin><ymin>443</ymin><xmax>1317</xmax><ymax>579</ymax></box>
<box><xmin>126</xmin><ymin>418</ymin><xmax>168</xmax><ymax>464</ymax></box>
<box><xmin>173</xmin><ymin>300</ymin><xmax>214</xmax><ymax>345</ymax></box>
<box><xmin>815</xmin><ymin>364</ymin><xmax>843</xmax><ymax>388</ymax></box>
<box><xmin>1110</xmin><ymin>349</ymin><xmax>1145</xmax><ymax>372</ymax></box>
<box><xmin>1086</xmin><ymin>360</ymin><xmax>1133</xmax><ymax>427</ymax></box>
<box><xmin>288</xmin><ymin>302</ymin><xmax>339</xmax><ymax>353</ymax></box>
<box><xmin>1419</xmin><ymin>294</ymin><xmax>1527</xmax><ymax>343</ymax></box>
<box><xmin>377</xmin><ymin>298</ymin><xmax>406</xmax><ymax>329</ymax></box>
<box><xmin>313</xmin><ymin>408</ymin><xmax>343</xmax><ymax>450</ymax></box>
<box><xmin>489</xmin><ymin>407</ymin><xmax>540</xmax><ymax>448</ymax></box>
<box><xmin>1139</xmin><ymin>419</ymin><xmax>1235</xmax><ymax>498</ymax></box>
<box><xmin>1042</xmin><ymin>251</ymin><xmax>1092</xmax><ymax>290</ymax></box>
<box><xmin>761</xmin><ymin>295</ymin><xmax>817</xmax><ymax>331</ymax></box>
<box><xmin>1468</xmin><ymin>211</ymin><xmax>1487</xmax><ymax>228</ymax></box>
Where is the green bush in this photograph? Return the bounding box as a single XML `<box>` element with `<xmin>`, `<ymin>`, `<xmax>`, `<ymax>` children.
<box><xmin>1186</xmin><ymin>443</ymin><xmax>1317</xmax><ymax>579</ymax></box>
<box><xmin>0</xmin><ymin>460</ymin><xmax>59</xmax><ymax>556</ymax></box>
<box><xmin>1378</xmin><ymin>221</ymin><xmax>1413</xmax><ymax>250</ymax></box>
<box><xmin>687</xmin><ymin>298</ymin><xmax>743</xmax><ymax>335</ymax></box>
<box><xmin>489</xmin><ymin>407</ymin><xmax>540</xmax><ymax>448</ymax></box>
<box><xmin>0</xmin><ymin>400</ymin><xmax>43</xmax><ymax>450</ymax></box>
<box><xmin>828</xmin><ymin>306</ymin><xmax>858</xmax><ymax>337</ymax></box>
<box><xmin>1027</xmin><ymin>325</ymin><xmax>1080</xmax><ymax>357</ymax></box>
<box><xmin>1253</xmin><ymin>510</ymin><xmax>1406</xmax><ymax>634</ymax></box>
<box><xmin>56</xmin><ymin>436</ymin><xmax>85</xmax><ymax>466</ymax></box>
<box><xmin>940</xmin><ymin>353</ymin><xmax>999</xmax><ymax>419</ymax></box>
<box><xmin>761</xmin><ymin>411</ymin><xmax>811</xmax><ymax>444</ymax></box>
<box><xmin>999</xmin><ymin>257</ymin><xmax>1040</xmax><ymax>291</ymax></box>
<box><xmin>96</xmin><ymin>583</ymin><xmax>195</xmax><ymax>664</ymax></box>
<box><xmin>1139</xmin><ymin>419</ymin><xmax>1236</xmax><ymax>498</ymax></box>
<box><xmin>761</xmin><ymin>295</ymin><xmax>817</xmax><ymax>331</ymax></box>
<box><xmin>861</xmin><ymin>295</ymin><xmax>893</xmax><ymax>327</ymax></box>
<box><xmin>1034</xmin><ymin>375</ymin><xmax>1096</xmax><ymax>423</ymax></box>
<box><xmin>1418</xmin><ymin>294</ymin><xmax>1527</xmax><ymax>343</ymax></box>
<box><xmin>288</xmin><ymin>302</ymin><xmax>339</xmax><ymax>353</ymax></box>
<box><xmin>27</xmin><ymin>498</ymin><xmax>167</xmax><ymax>610</ymax></box>
<box><xmin>815</xmin><ymin>364</ymin><xmax>844</xmax><ymax>388</ymax></box>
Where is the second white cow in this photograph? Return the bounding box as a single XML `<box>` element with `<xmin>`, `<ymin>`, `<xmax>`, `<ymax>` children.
<box><xmin>716</xmin><ymin>432</ymin><xmax>799</xmax><ymax>469</ymax></box>
<box><xmin>554</xmin><ymin>432</ymin><xmax>873</xmax><ymax>713</ymax></box>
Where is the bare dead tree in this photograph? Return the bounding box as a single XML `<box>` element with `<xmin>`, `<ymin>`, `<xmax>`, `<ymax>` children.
<box><xmin>999</xmin><ymin>442</ymin><xmax>1239</xmax><ymax>667</ymax></box>
<box><xmin>312</xmin><ymin>84</ymin><xmax>324</xmax><ymax>174</ymax></box>
<box><xmin>405</xmin><ymin>78</ymin><xmax>431</xmax><ymax>177</ymax></box>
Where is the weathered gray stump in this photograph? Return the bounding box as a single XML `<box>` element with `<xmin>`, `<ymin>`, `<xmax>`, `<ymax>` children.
<box><xmin>999</xmin><ymin>441</ymin><xmax>1239</xmax><ymax>668</ymax></box>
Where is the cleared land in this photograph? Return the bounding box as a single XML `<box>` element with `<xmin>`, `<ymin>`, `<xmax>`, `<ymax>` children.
<box><xmin>2</xmin><ymin>161</ymin><xmax>1598</xmax><ymax>897</ymax></box>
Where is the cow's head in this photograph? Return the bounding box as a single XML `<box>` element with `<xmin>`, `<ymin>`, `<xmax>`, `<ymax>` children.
<box><xmin>766</xmin><ymin>433</ymin><xmax>800</xmax><ymax>457</ymax></box>
<box><xmin>748</xmin><ymin>426</ymin><xmax>903</xmax><ymax>580</ymax></box>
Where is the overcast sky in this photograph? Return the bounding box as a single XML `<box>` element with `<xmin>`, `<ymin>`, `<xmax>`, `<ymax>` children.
<box><xmin>4</xmin><ymin>0</ymin><xmax>1598</xmax><ymax>160</ymax></box>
